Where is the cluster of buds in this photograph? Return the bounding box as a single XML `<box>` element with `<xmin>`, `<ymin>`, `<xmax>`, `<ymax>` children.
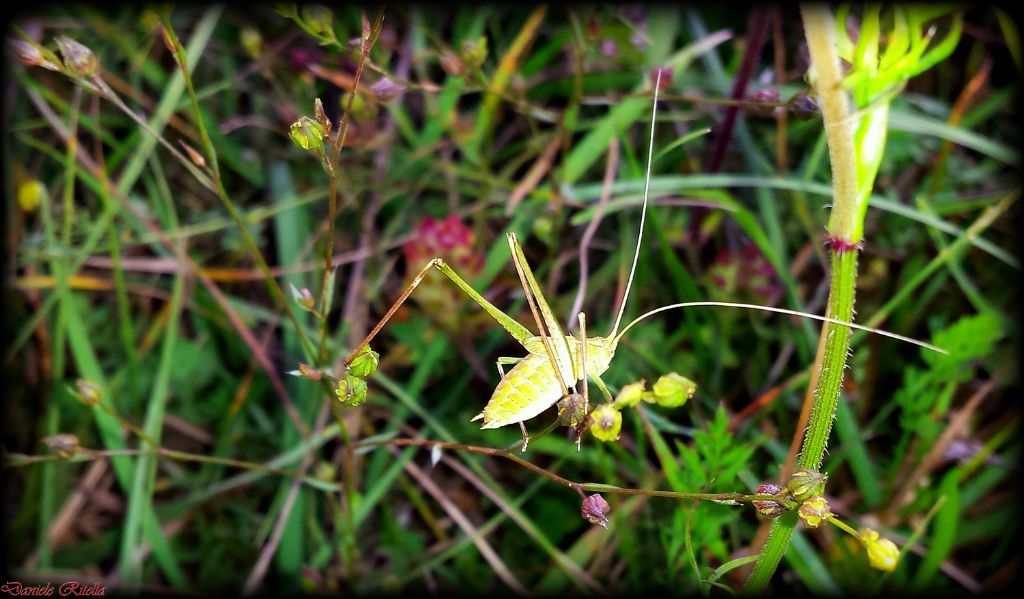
<box><xmin>610</xmin><ymin>373</ymin><xmax>697</xmax><ymax>411</ymax></box>
<box><xmin>752</xmin><ymin>468</ymin><xmax>900</xmax><ymax>572</ymax></box>
<box><xmin>586</xmin><ymin>373</ymin><xmax>697</xmax><ymax>444</ymax></box>
<box><xmin>9</xmin><ymin>35</ymin><xmax>98</xmax><ymax>79</ymax></box>
<box><xmin>336</xmin><ymin>345</ymin><xmax>379</xmax><ymax>406</ymax></box>
<box><xmin>752</xmin><ymin>483</ymin><xmax>787</xmax><ymax>519</ymax></box>
<box><xmin>750</xmin><ymin>468</ymin><xmax>828</xmax><ymax>521</ymax></box>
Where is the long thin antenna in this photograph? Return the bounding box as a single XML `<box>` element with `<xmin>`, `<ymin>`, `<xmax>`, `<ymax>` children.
<box><xmin>612</xmin><ymin>301</ymin><xmax>948</xmax><ymax>355</ymax></box>
<box><xmin>610</xmin><ymin>68</ymin><xmax>663</xmax><ymax>339</ymax></box>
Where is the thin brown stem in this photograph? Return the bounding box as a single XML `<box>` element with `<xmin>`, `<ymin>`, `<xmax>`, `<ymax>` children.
<box><xmin>357</xmin><ymin>437</ymin><xmax>785</xmax><ymax>505</ymax></box>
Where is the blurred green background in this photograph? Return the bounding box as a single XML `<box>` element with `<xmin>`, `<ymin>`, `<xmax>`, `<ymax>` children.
<box><xmin>3</xmin><ymin>4</ymin><xmax>1019</xmax><ymax>595</ymax></box>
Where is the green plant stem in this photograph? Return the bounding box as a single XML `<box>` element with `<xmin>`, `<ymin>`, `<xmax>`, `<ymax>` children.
<box><xmin>746</xmin><ymin>5</ymin><xmax>862</xmax><ymax>591</ymax></box>
<box><xmin>317</xmin><ymin>8</ymin><xmax>385</xmax><ymax>364</ymax></box>
<box><xmin>158</xmin><ymin>13</ymin><xmax>318</xmax><ymax>364</ymax></box>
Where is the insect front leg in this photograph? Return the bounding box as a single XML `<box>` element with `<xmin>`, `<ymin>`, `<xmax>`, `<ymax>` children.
<box><xmin>495</xmin><ymin>356</ymin><xmax>522</xmax><ymax>379</ymax></box>
<box><xmin>518</xmin><ymin>422</ymin><xmax>530</xmax><ymax>453</ymax></box>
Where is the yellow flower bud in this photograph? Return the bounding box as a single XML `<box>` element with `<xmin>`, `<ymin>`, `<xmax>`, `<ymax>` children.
<box><xmin>859</xmin><ymin>529</ymin><xmax>900</xmax><ymax>572</ymax></box>
<box><xmin>17</xmin><ymin>179</ymin><xmax>46</xmax><ymax>212</ymax></box>
<box><xmin>797</xmin><ymin>496</ymin><xmax>830</xmax><ymax>528</ymax></box>
<box><xmin>589</xmin><ymin>404</ymin><xmax>622</xmax><ymax>442</ymax></box>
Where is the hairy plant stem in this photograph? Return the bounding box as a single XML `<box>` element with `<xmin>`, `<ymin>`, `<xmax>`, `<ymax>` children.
<box><xmin>745</xmin><ymin>5</ymin><xmax>862</xmax><ymax>591</ymax></box>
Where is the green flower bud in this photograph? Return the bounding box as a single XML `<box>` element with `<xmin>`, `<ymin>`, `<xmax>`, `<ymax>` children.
<box><xmin>336</xmin><ymin>374</ymin><xmax>368</xmax><ymax>406</ymax></box>
<box><xmin>651</xmin><ymin>373</ymin><xmax>696</xmax><ymax>408</ymax></box>
<box><xmin>240</xmin><ymin>26</ymin><xmax>263</xmax><ymax>60</ymax></box>
<box><xmin>348</xmin><ymin>346</ymin><xmax>380</xmax><ymax>378</ymax></box>
<box><xmin>54</xmin><ymin>36</ymin><xmax>97</xmax><ymax>77</ymax></box>
<box><xmin>314</xmin><ymin>461</ymin><xmax>337</xmax><ymax>482</ymax></box>
<box><xmin>859</xmin><ymin>528</ymin><xmax>900</xmax><ymax>572</ymax></box>
<box><xmin>289</xmin><ymin>283</ymin><xmax>316</xmax><ymax>311</ymax></box>
<box><xmin>787</xmin><ymin>468</ymin><xmax>827</xmax><ymax>503</ymax></box>
<box><xmin>589</xmin><ymin>404</ymin><xmax>622</xmax><ymax>442</ymax></box>
<box><xmin>289</xmin><ymin>117</ymin><xmax>325</xmax><ymax>153</ymax></box>
<box><xmin>613</xmin><ymin>380</ymin><xmax>647</xmax><ymax>408</ymax></box>
<box><xmin>797</xmin><ymin>495</ymin><xmax>830</xmax><ymax>528</ymax></box>
<box><xmin>461</xmin><ymin>36</ymin><xmax>488</xmax><ymax>69</ymax></box>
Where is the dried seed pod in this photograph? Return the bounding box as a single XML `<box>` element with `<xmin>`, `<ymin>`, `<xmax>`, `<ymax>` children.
<box><xmin>581</xmin><ymin>493</ymin><xmax>611</xmax><ymax>528</ymax></box>
<box><xmin>753</xmin><ymin>483</ymin><xmax>786</xmax><ymax>519</ymax></box>
<box><xmin>556</xmin><ymin>393</ymin><xmax>587</xmax><ymax>428</ymax></box>
<box><xmin>43</xmin><ymin>434</ymin><xmax>81</xmax><ymax>459</ymax></box>
<box><xmin>313</xmin><ymin>98</ymin><xmax>331</xmax><ymax>137</ymax></box>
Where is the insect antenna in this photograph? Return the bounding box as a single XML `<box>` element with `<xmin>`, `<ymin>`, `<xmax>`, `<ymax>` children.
<box><xmin>609</xmin><ymin>68</ymin><xmax>664</xmax><ymax>341</ymax></box>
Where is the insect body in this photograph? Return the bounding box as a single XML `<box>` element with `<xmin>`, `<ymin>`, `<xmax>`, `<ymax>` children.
<box><xmin>473</xmin><ymin>335</ymin><xmax>614</xmax><ymax>429</ymax></box>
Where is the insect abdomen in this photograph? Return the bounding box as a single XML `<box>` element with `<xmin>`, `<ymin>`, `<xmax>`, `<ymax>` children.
<box><xmin>473</xmin><ymin>353</ymin><xmax>562</xmax><ymax>429</ymax></box>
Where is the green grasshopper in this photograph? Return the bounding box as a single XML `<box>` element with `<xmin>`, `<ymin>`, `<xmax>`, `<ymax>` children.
<box><xmin>340</xmin><ymin>70</ymin><xmax>943</xmax><ymax>452</ymax></box>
